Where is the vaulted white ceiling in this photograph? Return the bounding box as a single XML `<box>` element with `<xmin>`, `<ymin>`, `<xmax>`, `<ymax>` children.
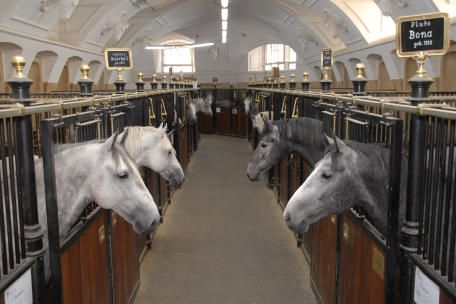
<box><xmin>0</xmin><ymin>0</ymin><xmax>455</xmax><ymax>83</ymax></box>
<box><xmin>2</xmin><ymin>0</ymin><xmax>453</xmax><ymax>54</ymax></box>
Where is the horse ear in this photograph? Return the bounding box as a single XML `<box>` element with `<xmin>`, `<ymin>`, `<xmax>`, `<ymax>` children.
<box><xmin>120</xmin><ymin>128</ymin><xmax>129</xmax><ymax>146</ymax></box>
<box><xmin>105</xmin><ymin>130</ymin><xmax>120</xmax><ymax>151</ymax></box>
<box><xmin>333</xmin><ymin>135</ymin><xmax>345</xmax><ymax>154</ymax></box>
<box><xmin>324</xmin><ymin>134</ymin><xmax>334</xmax><ymax>146</ymax></box>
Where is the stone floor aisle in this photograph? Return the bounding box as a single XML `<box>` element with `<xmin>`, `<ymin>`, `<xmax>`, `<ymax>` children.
<box><xmin>135</xmin><ymin>134</ymin><xmax>317</xmax><ymax>304</ymax></box>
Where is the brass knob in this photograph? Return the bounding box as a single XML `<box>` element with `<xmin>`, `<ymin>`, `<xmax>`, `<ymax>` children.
<box><xmin>11</xmin><ymin>56</ymin><xmax>26</xmax><ymax>78</ymax></box>
<box><xmin>302</xmin><ymin>72</ymin><xmax>309</xmax><ymax>81</ymax></box>
<box><xmin>163</xmin><ymin>75</ymin><xmax>167</xmax><ymax>82</ymax></box>
<box><xmin>152</xmin><ymin>74</ymin><xmax>157</xmax><ymax>82</ymax></box>
<box><xmin>137</xmin><ymin>72</ymin><xmax>144</xmax><ymax>82</ymax></box>
<box><xmin>355</xmin><ymin>63</ymin><xmax>366</xmax><ymax>78</ymax></box>
<box><xmin>80</xmin><ymin>64</ymin><xmax>90</xmax><ymax>80</ymax></box>
<box><xmin>290</xmin><ymin>73</ymin><xmax>296</xmax><ymax>82</ymax></box>
<box><xmin>116</xmin><ymin>68</ymin><xmax>123</xmax><ymax>82</ymax></box>
<box><xmin>280</xmin><ymin>75</ymin><xmax>285</xmax><ymax>83</ymax></box>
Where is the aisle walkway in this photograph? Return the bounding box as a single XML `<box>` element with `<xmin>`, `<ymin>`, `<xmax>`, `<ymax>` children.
<box><xmin>135</xmin><ymin>134</ymin><xmax>317</xmax><ymax>304</ymax></box>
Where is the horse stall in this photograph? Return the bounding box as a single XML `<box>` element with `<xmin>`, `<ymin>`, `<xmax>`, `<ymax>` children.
<box><xmin>198</xmin><ymin>89</ymin><xmax>216</xmax><ymax>134</ymax></box>
<box><xmin>0</xmin><ymin>77</ymin><xmax>196</xmax><ymax>303</ymax></box>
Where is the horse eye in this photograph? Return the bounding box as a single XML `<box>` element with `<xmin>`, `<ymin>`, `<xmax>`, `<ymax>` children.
<box><xmin>260</xmin><ymin>143</ymin><xmax>267</xmax><ymax>148</ymax></box>
<box><xmin>321</xmin><ymin>172</ymin><xmax>332</xmax><ymax>179</ymax></box>
<box><xmin>118</xmin><ymin>171</ymin><xmax>129</xmax><ymax>179</ymax></box>
<box><xmin>168</xmin><ymin>149</ymin><xmax>173</xmax><ymax>156</ymax></box>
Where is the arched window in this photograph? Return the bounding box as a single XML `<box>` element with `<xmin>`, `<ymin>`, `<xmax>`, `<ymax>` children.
<box><xmin>248</xmin><ymin>44</ymin><xmax>297</xmax><ymax>72</ymax></box>
<box><xmin>155</xmin><ymin>38</ymin><xmax>195</xmax><ymax>74</ymax></box>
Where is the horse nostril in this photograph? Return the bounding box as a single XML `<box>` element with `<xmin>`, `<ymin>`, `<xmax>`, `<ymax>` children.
<box><xmin>284</xmin><ymin>212</ymin><xmax>291</xmax><ymax>224</ymax></box>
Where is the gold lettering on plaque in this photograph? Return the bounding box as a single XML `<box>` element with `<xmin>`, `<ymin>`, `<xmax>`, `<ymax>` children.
<box><xmin>372</xmin><ymin>246</ymin><xmax>385</xmax><ymax>280</ymax></box>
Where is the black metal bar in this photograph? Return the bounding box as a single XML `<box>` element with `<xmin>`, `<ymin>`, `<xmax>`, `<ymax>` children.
<box><xmin>445</xmin><ymin>121</ymin><xmax>455</xmax><ymax>282</ymax></box>
<box><xmin>384</xmin><ymin>119</ymin><xmax>403</xmax><ymax>304</ymax></box>
<box><xmin>6</xmin><ymin>118</ymin><xmax>20</xmax><ymax>265</ymax></box>
<box><xmin>41</xmin><ymin>118</ymin><xmax>63</xmax><ymax>303</ymax></box>
<box><xmin>440</xmin><ymin>120</ymin><xmax>454</xmax><ymax>277</ymax></box>
<box><xmin>400</xmin><ymin>74</ymin><xmax>433</xmax><ymax>304</ymax></box>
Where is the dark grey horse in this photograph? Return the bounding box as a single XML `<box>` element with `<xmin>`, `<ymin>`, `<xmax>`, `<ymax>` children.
<box><xmin>246</xmin><ymin>116</ymin><xmax>329</xmax><ymax>181</ymax></box>
<box><xmin>283</xmin><ymin>136</ymin><xmax>408</xmax><ymax>236</ymax></box>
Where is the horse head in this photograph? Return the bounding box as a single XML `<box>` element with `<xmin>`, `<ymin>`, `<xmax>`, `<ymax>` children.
<box><xmin>200</xmin><ymin>96</ymin><xmax>213</xmax><ymax>117</ymax></box>
<box><xmin>246</xmin><ymin>116</ymin><xmax>287</xmax><ymax>181</ymax></box>
<box><xmin>125</xmin><ymin>125</ymin><xmax>185</xmax><ymax>187</ymax></box>
<box><xmin>283</xmin><ymin>136</ymin><xmax>358</xmax><ymax>233</ymax></box>
<box><xmin>186</xmin><ymin>100</ymin><xmax>197</xmax><ymax>124</ymax></box>
<box><xmin>92</xmin><ymin>131</ymin><xmax>160</xmax><ymax>235</ymax></box>
<box><xmin>244</xmin><ymin>96</ymin><xmax>252</xmax><ymax>114</ymax></box>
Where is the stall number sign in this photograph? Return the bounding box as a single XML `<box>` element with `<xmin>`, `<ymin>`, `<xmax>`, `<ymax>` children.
<box><xmin>321</xmin><ymin>48</ymin><xmax>332</xmax><ymax>68</ymax></box>
<box><xmin>104</xmin><ymin>48</ymin><xmax>133</xmax><ymax>70</ymax></box>
<box><xmin>5</xmin><ymin>269</ymin><xmax>32</xmax><ymax>304</ymax></box>
<box><xmin>396</xmin><ymin>13</ymin><xmax>449</xmax><ymax>57</ymax></box>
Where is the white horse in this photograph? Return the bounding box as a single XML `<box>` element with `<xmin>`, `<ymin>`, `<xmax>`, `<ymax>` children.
<box><xmin>36</xmin><ymin>131</ymin><xmax>161</xmax><ymax>240</ymax></box>
<box><xmin>187</xmin><ymin>96</ymin><xmax>213</xmax><ymax>124</ymax></box>
<box><xmin>243</xmin><ymin>95</ymin><xmax>272</xmax><ymax>135</ymax></box>
<box><xmin>57</xmin><ymin>124</ymin><xmax>185</xmax><ymax>187</ymax></box>
<box><xmin>119</xmin><ymin>125</ymin><xmax>185</xmax><ymax>187</ymax></box>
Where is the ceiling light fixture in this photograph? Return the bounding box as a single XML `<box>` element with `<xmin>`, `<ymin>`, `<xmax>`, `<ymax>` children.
<box><xmin>221</xmin><ymin>0</ymin><xmax>229</xmax><ymax>8</ymax></box>
<box><xmin>222</xmin><ymin>20</ymin><xmax>228</xmax><ymax>31</ymax></box>
<box><xmin>145</xmin><ymin>42</ymin><xmax>214</xmax><ymax>50</ymax></box>
<box><xmin>221</xmin><ymin>8</ymin><xmax>228</xmax><ymax>20</ymax></box>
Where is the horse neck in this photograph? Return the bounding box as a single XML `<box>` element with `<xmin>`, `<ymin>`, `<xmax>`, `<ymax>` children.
<box><xmin>349</xmin><ymin>143</ymin><xmax>390</xmax><ymax>234</ymax></box>
<box><xmin>54</xmin><ymin>145</ymin><xmax>100</xmax><ymax>237</ymax></box>
<box><xmin>123</xmin><ymin>127</ymin><xmax>145</xmax><ymax>165</ymax></box>
<box><xmin>280</xmin><ymin>119</ymin><xmax>327</xmax><ymax>166</ymax></box>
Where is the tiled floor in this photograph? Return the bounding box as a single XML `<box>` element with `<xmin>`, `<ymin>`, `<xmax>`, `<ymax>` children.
<box><xmin>135</xmin><ymin>134</ymin><xmax>317</xmax><ymax>304</ymax></box>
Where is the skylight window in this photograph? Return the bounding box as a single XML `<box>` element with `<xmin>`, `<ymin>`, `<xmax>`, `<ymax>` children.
<box><xmin>433</xmin><ymin>0</ymin><xmax>456</xmax><ymax>18</ymax></box>
<box><xmin>330</xmin><ymin>0</ymin><xmax>396</xmax><ymax>43</ymax></box>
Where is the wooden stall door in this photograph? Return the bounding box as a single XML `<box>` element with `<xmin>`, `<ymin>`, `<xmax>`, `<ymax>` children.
<box><xmin>197</xmin><ymin>113</ymin><xmax>214</xmax><ymax>134</ymax></box>
<box><xmin>279</xmin><ymin>157</ymin><xmax>289</xmax><ymax>209</ymax></box>
<box><xmin>232</xmin><ymin>107</ymin><xmax>248</xmax><ymax>137</ymax></box>
<box><xmin>112</xmin><ymin>214</ymin><xmax>140</xmax><ymax>304</ymax></box>
<box><xmin>301</xmin><ymin>160</ymin><xmax>313</xmax><ymax>260</ymax></box>
<box><xmin>79</xmin><ymin>211</ymin><xmax>110</xmax><ymax>304</ymax></box>
<box><xmin>179</xmin><ymin>124</ymin><xmax>189</xmax><ymax>172</ymax></box>
<box><xmin>338</xmin><ymin>212</ymin><xmax>385</xmax><ymax>304</ymax></box>
<box><xmin>61</xmin><ymin>239</ymin><xmax>83</xmax><ymax>304</ymax></box>
<box><xmin>216</xmin><ymin>107</ymin><xmax>231</xmax><ymax>135</ymax></box>
<box><xmin>311</xmin><ymin>215</ymin><xmax>338</xmax><ymax>304</ymax></box>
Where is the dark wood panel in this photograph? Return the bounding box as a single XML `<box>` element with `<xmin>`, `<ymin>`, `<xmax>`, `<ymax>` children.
<box><xmin>301</xmin><ymin>160</ymin><xmax>313</xmax><ymax>260</ymax></box>
<box><xmin>288</xmin><ymin>153</ymin><xmax>300</xmax><ymax>198</ymax></box>
<box><xmin>216</xmin><ymin>107</ymin><xmax>232</xmax><ymax>135</ymax></box>
<box><xmin>279</xmin><ymin>158</ymin><xmax>289</xmax><ymax>208</ymax></box>
<box><xmin>79</xmin><ymin>211</ymin><xmax>110</xmax><ymax>304</ymax></box>
<box><xmin>112</xmin><ymin>215</ymin><xmax>139</xmax><ymax>304</ymax></box>
<box><xmin>232</xmin><ymin>107</ymin><xmax>248</xmax><ymax>137</ymax></box>
<box><xmin>339</xmin><ymin>212</ymin><xmax>385</xmax><ymax>304</ymax></box>
<box><xmin>197</xmin><ymin>113</ymin><xmax>214</xmax><ymax>134</ymax></box>
<box><xmin>179</xmin><ymin>125</ymin><xmax>189</xmax><ymax>172</ymax></box>
<box><xmin>311</xmin><ymin>215</ymin><xmax>338</xmax><ymax>304</ymax></box>
<box><xmin>273</xmin><ymin>164</ymin><xmax>280</xmax><ymax>201</ymax></box>
<box><xmin>0</xmin><ymin>291</ymin><xmax>5</xmax><ymax>304</ymax></box>
<box><xmin>61</xmin><ymin>239</ymin><xmax>83</xmax><ymax>304</ymax></box>
<box><xmin>440</xmin><ymin>291</ymin><xmax>456</xmax><ymax>304</ymax></box>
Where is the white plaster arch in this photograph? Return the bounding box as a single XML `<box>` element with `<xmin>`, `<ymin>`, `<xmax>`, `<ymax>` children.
<box><xmin>366</xmin><ymin>54</ymin><xmax>382</xmax><ymax>81</ymax></box>
<box><xmin>33</xmin><ymin>51</ymin><xmax>58</xmax><ymax>83</ymax></box>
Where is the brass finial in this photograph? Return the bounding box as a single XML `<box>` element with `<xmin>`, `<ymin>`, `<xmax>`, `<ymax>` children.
<box><xmin>163</xmin><ymin>75</ymin><xmax>167</xmax><ymax>82</ymax></box>
<box><xmin>11</xmin><ymin>56</ymin><xmax>26</xmax><ymax>78</ymax></box>
<box><xmin>280</xmin><ymin>75</ymin><xmax>285</xmax><ymax>83</ymax></box>
<box><xmin>355</xmin><ymin>63</ymin><xmax>366</xmax><ymax>79</ymax></box>
<box><xmin>152</xmin><ymin>74</ymin><xmax>157</xmax><ymax>82</ymax></box>
<box><xmin>137</xmin><ymin>72</ymin><xmax>144</xmax><ymax>82</ymax></box>
<box><xmin>290</xmin><ymin>73</ymin><xmax>296</xmax><ymax>82</ymax></box>
<box><xmin>303</xmin><ymin>72</ymin><xmax>309</xmax><ymax>81</ymax></box>
<box><xmin>80</xmin><ymin>64</ymin><xmax>90</xmax><ymax>80</ymax></box>
<box><xmin>116</xmin><ymin>68</ymin><xmax>124</xmax><ymax>82</ymax></box>
<box><xmin>268</xmin><ymin>77</ymin><xmax>272</xmax><ymax>83</ymax></box>
<box><xmin>414</xmin><ymin>51</ymin><xmax>428</xmax><ymax>78</ymax></box>
<box><xmin>322</xmin><ymin>67</ymin><xmax>331</xmax><ymax>81</ymax></box>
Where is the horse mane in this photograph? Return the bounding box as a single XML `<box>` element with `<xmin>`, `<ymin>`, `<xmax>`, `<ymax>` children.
<box><xmin>278</xmin><ymin>118</ymin><xmax>325</xmax><ymax>146</ymax></box>
<box><xmin>122</xmin><ymin>126</ymin><xmax>165</xmax><ymax>160</ymax></box>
